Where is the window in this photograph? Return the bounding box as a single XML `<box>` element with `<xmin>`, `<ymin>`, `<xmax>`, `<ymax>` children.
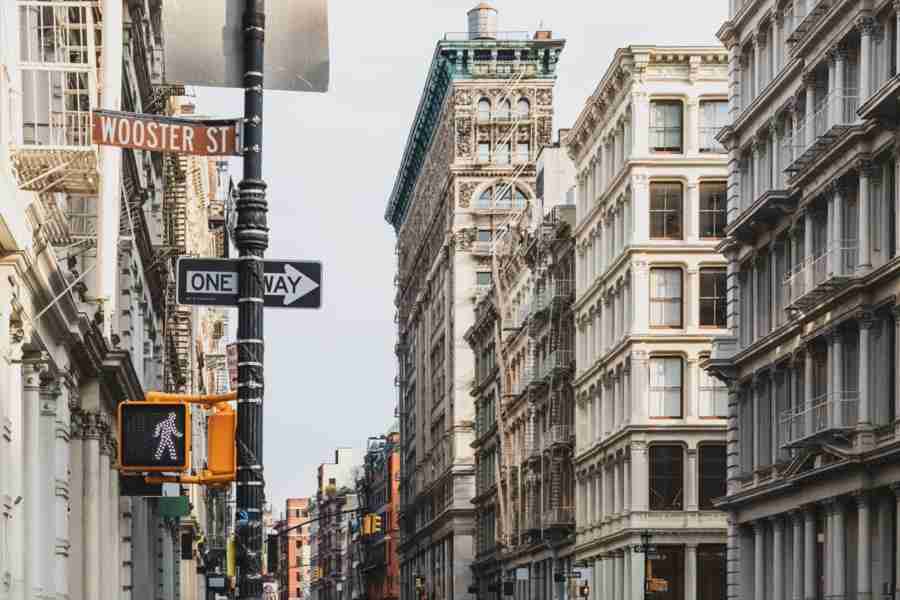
<box><xmin>477</xmin><ymin>229</ymin><xmax>492</xmax><ymax>242</ymax></box>
<box><xmin>498</xmin><ymin>99</ymin><xmax>512</xmax><ymax>120</ymax></box>
<box><xmin>650</xmin><ymin>183</ymin><xmax>683</xmax><ymax>239</ymax></box>
<box><xmin>497</xmin><ymin>141</ymin><xmax>511</xmax><ymax>165</ymax></box>
<box><xmin>478</xmin><ymin>142</ymin><xmax>491</xmax><ymax>163</ymax></box>
<box><xmin>516</xmin><ymin>141</ymin><xmax>530</xmax><ymax>163</ymax></box>
<box><xmin>647</xmin><ymin>546</ymin><xmax>685</xmax><ymax>600</ymax></box>
<box><xmin>699</xmin><ymin>369</ymin><xmax>728</xmax><ymax>418</ymax></box>
<box><xmin>650</xmin><ymin>100</ymin><xmax>684</xmax><ymax>152</ymax></box>
<box><xmin>296</xmin><ymin>572</ymin><xmax>301</xmax><ymax>582</ymax></box>
<box><xmin>698</xmin><ymin>445</ymin><xmax>726</xmax><ymax>509</ymax></box>
<box><xmin>649</xmin><ymin>446</ymin><xmax>684</xmax><ymax>510</ymax></box>
<box><xmin>650</xmin><ymin>268</ymin><xmax>683</xmax><ymax>328</ymax></box>
<box><xmin>699</xmin><ymin>100</ymin><xmax>728</xmax><ymax>152</ymax></box>
<box><xmin>513</xmin><ymin>188</ymin><xmax>527</xmax><ymax>208</ymax></box>
<box><xmin>476</xmin><ymin>272</ymin><xmax>492</xmax><ymax>287</ymax></box>
<box><xmin>699</xmin><ymin>182</ymin><xmax>727</xmax><ymax>238</ymax></box>
<box><xmin>699</xmin><ymin>268</ymin><xmax>727</xmax><ymax>327</ymax></box>
<box><xmin>517</xmin><ymin>98</ymin><xmax>530</xmax><ymax>118</ymax></box>
<box><xmin>697</xmin><ymin>545</ymin><xmax>726</xmax><ymax>600</ymax></box>
<box><xmin>649</xmin><ymin>357</ymin><xmax>683</xmax><ymax>418</ymax></box>
<box><xmin>478</xmin><ymin>98</ymin><xmax>491</xmax><ymax>121</ymax></box>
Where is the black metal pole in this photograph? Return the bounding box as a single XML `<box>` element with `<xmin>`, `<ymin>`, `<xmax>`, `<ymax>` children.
<box><xmin>236</xmin><ymin>0</ymin><xmax>267</xmax><ymax>598</ymax></box>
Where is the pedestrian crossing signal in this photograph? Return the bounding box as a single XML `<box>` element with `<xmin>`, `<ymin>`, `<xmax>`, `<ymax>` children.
<box><xmin>118</xmin><ymin>402</ymin><xmax>191</xmax><ymax>472</ymax></box>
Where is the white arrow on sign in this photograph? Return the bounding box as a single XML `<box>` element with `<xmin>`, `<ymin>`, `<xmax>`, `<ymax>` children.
<box><xmin>264</xmin><ymin>264</ymin><xmax>319</xmax><ymax>306</ymax></box>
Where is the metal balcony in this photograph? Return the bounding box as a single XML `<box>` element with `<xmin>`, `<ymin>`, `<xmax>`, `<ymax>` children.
<box><xmin>549</xmin><ymin>279</ymin><xmax>574</xmax><ymax>307</ymax></box>
<box><xmin>784</xmin><ymin>90</ymin><xmax>859</xmax><ymax>176</ymax></box>
<box><xmin>542</xmin><ymin>424</ymin><xmax>573</xmax><ymax>451</ymax></box>
<box><xmin>541</xmin><ymin>507</ymin><xmax>575</xmax><ymax>529</ymax></box>
<box><xmin>783</xmin><ymin>243</ymin><xmax>857</xmax><ymax>312</ymax></box>
<box><xmin>780</xmin><ymin>392</ymin><xmax>858</xmax><ymax>447</ymax></box>
<box><xmin>785</xmin><ymin>0</ymin><xmax>832</xmax><ymax>47</ymax></box>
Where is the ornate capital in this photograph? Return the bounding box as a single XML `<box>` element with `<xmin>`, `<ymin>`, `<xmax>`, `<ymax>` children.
<box><xmin>856</xmin><ymin>15</ymin><xmax>878</xmax><ymax>37</ymax></box>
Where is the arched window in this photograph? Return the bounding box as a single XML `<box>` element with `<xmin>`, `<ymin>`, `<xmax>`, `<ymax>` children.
<box><xmin>478</xmin><ymin>98</ymin><xmax>491</xmax><ymax>121</ymax></box>
<box><xmin>517</xmin><ymin>98</ymin><xmax>530</xmax><ymax>118</ymax></box>
<box><xmin>478</xmin><ymin>188</ymin><xmax>493</xmax><ymax>208</ymax></box>
<box><xmin>514</xmin><ymin>188</ymin><xmax>527</xmax><ymax>207</ymax></box>
<box><xmin>498</xmin><ymin>99</ymin><xmax>512</xmax><ymax>120</ymax></box>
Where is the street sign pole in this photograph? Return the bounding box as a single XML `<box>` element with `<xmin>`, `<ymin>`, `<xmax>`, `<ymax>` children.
<box><xmin>236</xmin><ymin>0</ymin><xmax>267</xmax><ymax>597</ymax></box>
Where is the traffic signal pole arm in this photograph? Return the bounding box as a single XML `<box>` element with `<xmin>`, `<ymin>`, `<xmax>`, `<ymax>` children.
<box><xmin>145</xmin><ymin>391</ymin><xmax>238</xmax><ymax>406</ymax></box>
<box><xmin>275</xmin><ymin>508</ymin><xmax>363</xmax><ymax>537</ymax></box>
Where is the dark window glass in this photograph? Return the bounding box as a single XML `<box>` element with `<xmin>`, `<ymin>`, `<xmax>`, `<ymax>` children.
<box><xmin>476</xmin><ymin>272</ymin><xmax>492</xmax><ymax>286</ymax></box>
<box><xmin>647</xmin><ymin>545</ymin><xmax>685</xmax><ymax>600</ymax></box>
<box><xmin>650</xmin><ymin>445</ymin><xmax>684</xmax><ymax>510</ymax></box>
<box><xmin>477</xmin><ymin>229</ymin><xmax>492</xmax><ymax>242</ymax></box>
<box><xmin>700</xmin><ymin>182</ymin><xmax>727</xmax><ymax>238</ymax></box>
<box><xmin>699</xmin><ymin>268</ymin><xmax>727</xmax><ymax>327</ymax></box>
<box><xmin>650</xmin><ymin>101</ymin><xmax>684</xmax><ymax>152</ymax></box>
<box><xmin>697</xmin><ymin>545</ymin><xmax>726</xmax><ymax>600</ymax></box>
<box><xmin>650</xmin><ymin>183</ymin><xmax>683</xmax><ymax>239</ymax></box>
<box><xmin>698</xmin><ymin>445</ymin><xmax>726</xmax><ymax>509</ymax></box>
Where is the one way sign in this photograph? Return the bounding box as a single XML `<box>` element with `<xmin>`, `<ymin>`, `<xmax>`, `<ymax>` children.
<box><xmin>177</xmin><ymin>258</ymin><xmax>322</xmax><ymax>309</ymax></box>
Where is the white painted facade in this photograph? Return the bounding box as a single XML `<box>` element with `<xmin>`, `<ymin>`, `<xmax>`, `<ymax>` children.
<box><xmin>566</xmin><ymin>45</ymin><xmax>731</xmax><ymax>600</ymax></box>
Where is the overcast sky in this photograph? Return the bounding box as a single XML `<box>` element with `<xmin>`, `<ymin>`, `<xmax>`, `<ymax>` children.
<box><xmin>194</xmin><ymin>0</ymin><xmax>725</xmax><ymax>515</ymax></box>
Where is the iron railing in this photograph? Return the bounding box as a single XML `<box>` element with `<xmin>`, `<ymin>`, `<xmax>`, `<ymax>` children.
<box><xmin>783</xmin><ymin>242</ymin><xmax>857</xmax><ymax>306</ymax></box>
<box><xmin>779</xmin><ymin>391</ymin><xmax>858</xmax><ymax>446</ymax></box>
<box><xmin>542</xmin><ymin>507</ymin><xmax>575</xmax><ymax>527</ymax></box>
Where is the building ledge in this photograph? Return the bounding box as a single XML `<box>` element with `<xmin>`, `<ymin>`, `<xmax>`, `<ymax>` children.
<box><xmin>857</xmin><ymin>74</ymin><xmax>900</xmax><ymax>122</ymax></box>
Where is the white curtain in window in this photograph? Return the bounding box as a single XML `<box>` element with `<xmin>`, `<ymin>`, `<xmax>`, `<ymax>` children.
<box><xmin>649</xmin><ymin>357</ymin><xmax>682</xmax><ymax>417</ymax></box>
<box><xmin>650</xmin><ymin>269</ymin><xmax>682</xmax><ymax>326</ymax></box>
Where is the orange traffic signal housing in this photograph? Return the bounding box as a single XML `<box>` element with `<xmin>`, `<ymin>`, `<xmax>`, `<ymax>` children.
<box><xmin>207</xmin><ymin>402</ymin><xmax>236</xmax><ymax>477</ymax></box>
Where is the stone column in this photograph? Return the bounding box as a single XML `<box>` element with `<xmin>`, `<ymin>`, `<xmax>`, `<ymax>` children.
<box><xmin>893</xmin><ymin>484</ymin><xmax>900</xmax><ymax>598</ymax></box>
<box><xmin>857</xmin><ymin>492</ymin><xmax>872</xmax><ymax>599</ymax></box>
<box><xmin>630</xmin><ymin>443</ymin><xmax>648</xmax><ymax>512</ymax></box>
<box><xmin>859</xmin><ymin>316</ymin><xmax>874</xmax><ymax>436</ymax></box>
<box><xmin>623</xmin><ymin>548</ymin><xmax>631</xmax><ymax>599</ymax></box>
<box><xmin>22</xmin><ymin>356</ymin><xmax>46</xmax><ymax>600</ymax></box>
<box><xmin>616</xmin><ymin>551</ymin><xmax>625</xmax><ymax>600</ymax></box>
<box><xmin>685</xmin><ymin>544</ymin><xmax>698</xmax><ymax>600</ymax></box>
<box><xmin>804</xmin><ymin>506</ymin><xmax>816</xmax><ymax>600</ymax></box>
<box><xmin>623</xmin><ymin>361</ymin><xmax>632</xmax><ymax>425</ymax></box>
<box><xmin>831</xmin><ymin>329</ymin><xmax>843</xmax><ymax>426</ymax></box>
<box><xmin>802</xmin><ymin>72</ymin><xmax>815</xmax><ymax>150</ymax></box>
<box><xmin>826</xmin><ymin>189</ymin><xmax>835</xmax><ymax>275</ymax></box>
<box><xmin>70</xmin><ymin>409</ymin><xmax>84</xmax><ymax>600</ymax></box>
<box><xmin>859</xmin><ymin>159</ymin><xmax>875</xmax><ymax>271</ymax></box>
<box><xmin>597</xmin><ymin>466</ymin><xmax>604</xmax><ymax>524</ymax></box>
<box><xmin>99</xmin><ymin>430</ymin><xmax>112</xmax><ymax>600</ymax></box>
<box><xmin>770</xmin><ymin>121</ymin><xmax>781</xmax><ymax>189</ymax></box>
<box><xmin>752</xmin><ymin>376</ymin><xmax>762</xmax><ymax>472</ymax></box>
<box><xmin>804</xmin><ymin>347</ymin><xmax>814</xmax><ymax>436</ymax></box>
<box><xmin>772</xmin><ymin>516</ymin><xmax>784</xmax><ymax>600</ymax></box>
<box><xmin>859</xmin><ymin>16</ymin><xmax>876</xmax><ymax>99</ymax></box>
<box><xmin>895</xmin><ymin>147</ymin><xmax>900</xmax><ymax>259</ymax></box>
<box><xmin>754</xmin><ymin>521</ymin><xmax>765</xmax><ymax>600</ymax></box>
<box><xmin>832</xmin><ymin>182</ymin><xmax>845</xmax><ymax>275</ymax></box>
<box><xmin>612</xmin><ymin>458</ymin><xmax>620</xmax><ymax>516</ymax></box>
<box><xmin>792</xmin><ymin>511</ymin><xmax>804</xmax><ymax>600</ymax></box>
<box><xmin>833</xmin><ymin>499</ymin><xmax>846</xmax><ymax>598</ymax></box>
<box><xmin>727</xmin><ymin>382</ymin><xmax>742</xmax><ymax>495</ymax></box>
<box><xmin>893</xmin><ymin>306</ymin><xmax>900</xmax><ymax>436</ymax></box>
<box><xmin>686</xmin><ymin>448</ymin><xmax>698</xmax><ymax>512</ymax></box>
<box><xmin>803</xmin><ymin>208</ymin><xmax>814</xmax><ymax>292</ymax></box>
<box><xmin>835</xmin><ymin>44</ymin><xmax>847</xmax><ymax>122</ymax></box>
<box><xmin>83</xmin><ymin>411</ymin><xmax>104</xmax><ymax>600</ymax></box>
<box><xmin>727</xmin><ymin>518</ymin><xmax>742</xmax><ymax>600</ymax></box>
<box><xmin>623</xmin><ymin>453</ymin><xmax>631</xmax><ymax>514</ymax></box>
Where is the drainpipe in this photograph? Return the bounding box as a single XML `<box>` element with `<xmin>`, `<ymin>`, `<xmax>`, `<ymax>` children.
<box><xmin>97</xmin><ymin>0</ymin><xmax>123</xmax><ymax>340</ymax></box>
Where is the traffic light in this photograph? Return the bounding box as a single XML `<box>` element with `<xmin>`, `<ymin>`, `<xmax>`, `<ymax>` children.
<box><xmin>371</xmin><ymin>514</ymin><xmax>383</xmax><ymax>534</ymax></box>
<box><xmin>118</xmin><ymin>401</ymin><xmax>191</xmax><ymax>472</ymax></box>
<box><xmin>207</xmin><ymin>402</ymin><xmax>236</xmax><ymax>477</ymax></box>
<box><xmin>361</xmin><ymin>514</ymin><xmax>372</xmax><ymax>535</ymax></box>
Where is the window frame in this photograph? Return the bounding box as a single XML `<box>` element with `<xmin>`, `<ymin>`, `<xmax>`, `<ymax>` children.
<box><xmin>649</xmin><ymin>267</ymin><xmax>684</xmax><ymax>329</ymax></box>
<box><xmin>649</xmin><ymin>182</ymin><xmax>684</xmax><ymax>240</ymax></box>
<box><xmin>517</xmin><ymin>98</ymin><xmax>531</xmax><ymax>119</ymax></box>
<box><xmin>698</xmin><ymin>99</ymin><xmax>728</xmax><ymax>153</ymax></box>
<box><xmin>478</xmin><ymin>141</ymin><xmax>491</xmax><ymax>163</ymax></box>
<box><xmin>648</xmin><ymin>356</ymin><xmax>684</xmax><ymax>419</ymax></box>
<box><xmin>697</xmin><ymin>544</ymin><xmax>727</xmax><ymax>600</ymax></box>
<box><xmin>476</xmin><ymin>271</ymin><xmax>492</xmax><ymax>287</ymax></box>
<box><xmin>649</xmin><ymin>444</ymin><xmax>685</xmax><ymax>511</ymax></box>
<box><xmin>699</xmin><ymin>181</ymin><xmax>727</xmax><ymax>239</ymax></box>
<box><xmin>477</xmin><ymin>98</ymin><xmax>492</xmax><ymax>122</ymax></box>
<box><xmin>697</xmin><ymin>444</ymin><xmax>726</xmax><ymax>510</ymax></box>
<box><xmin>649</xmin><ymin>99</ymin><xmax>684</xmax><ymax>153</ymax></box>
<box><xmin>699</xmin><ymin>267</ymin><xmax>727</xmax><ymax>329</ymax></box>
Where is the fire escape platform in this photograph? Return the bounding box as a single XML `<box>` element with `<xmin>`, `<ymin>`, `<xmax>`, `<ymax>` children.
<box><xmin>786</xmin><ymin>275</ymin><xmax>853</xmax><ymax>313</ymax></box>
<box><xmin>11</xmin><ymin>147</ymin><xmax>99</xmax><ymax>194</ymax></box>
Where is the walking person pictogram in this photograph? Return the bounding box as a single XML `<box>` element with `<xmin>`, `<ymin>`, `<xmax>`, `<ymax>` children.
<box><xmin>153</xmin><ymin>411</ymin><xmax>184</xmax><ymax>461</ymax></box>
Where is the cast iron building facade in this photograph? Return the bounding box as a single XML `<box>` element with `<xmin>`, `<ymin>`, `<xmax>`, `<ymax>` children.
<box><xmin>708</xmin><ymin>0</ymin><xmax>900</xmax><ymax>599</ymax></box>
<box><xmin>566</xmin><ymin>45</ymin><xmax>731</xmax><ymax>600</ymax></box>
<box><xmin>386</xmin><ymin>4</ymin><xmax>564</xmax><ymax>600</ymax></box>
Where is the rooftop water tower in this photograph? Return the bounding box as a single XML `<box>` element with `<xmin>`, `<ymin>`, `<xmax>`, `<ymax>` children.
<box><xmin>467</xmin><ymin>3</ymin><xmax>498</xmax><ymax>40</ymax></box>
